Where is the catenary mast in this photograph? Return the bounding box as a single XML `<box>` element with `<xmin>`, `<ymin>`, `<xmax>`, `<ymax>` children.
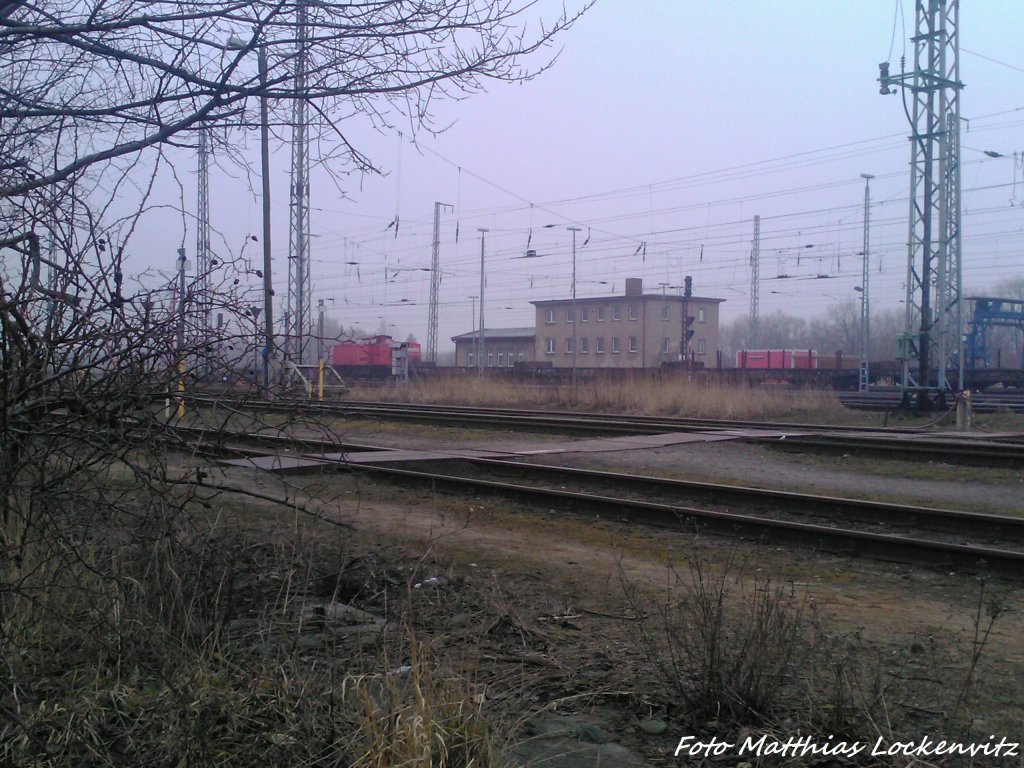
<box><xmin>879</xmin><ymin>0</ymin><xmax>963</xmax><ymax>409</ymax></box>
<box><xmin>196</xmin><ymin>129</ymin><xmax>210</xmax><ymax>339</ymax></box>
<box><xmin>286</xmin><ymin>1</ymin><xmax>312</xmax><ymax>365</ymax></box>
<box><xmin>426</xmin><ymin>202</ymin><xmax>452</xmax><ymax>363</ymax></box>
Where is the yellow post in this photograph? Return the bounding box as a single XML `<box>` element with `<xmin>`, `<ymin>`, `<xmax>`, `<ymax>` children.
<box><xmin>177</xmin><ymin>358</ymin><xmax>186</xmax><ymax>419</ymax></box>
<box><xmin>318</xmin><ymin>359</ymin><xmax>325</xmax><ymax>401</ymax></box>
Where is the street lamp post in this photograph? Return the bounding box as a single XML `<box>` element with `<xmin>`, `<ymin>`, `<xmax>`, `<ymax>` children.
<box><xmin>859</xmin><ymin>173</ymin><xmax>874</xmax><ymax>393</ymax></box>
<box><xmin>468</xmin><ymin>295</ymin><xmax>478</xmax><ymax>368</ymax></box>
<box><xmin>567</xmin><ymin>226</ymin><xmax>581</xmax><ymax>387</ymax></box>
<box><xmin>477</xmin><ymin>229</ymin><xmax>487</xmax><ymax>377</ymax></box>
<box><xmin>658</xmin><ymin>281</ymin><xmax>669</xmax><ymax>362</ymax></box>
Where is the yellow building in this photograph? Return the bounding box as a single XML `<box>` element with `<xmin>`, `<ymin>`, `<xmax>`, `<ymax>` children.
<box><xmin>530</xmin><ymin>278</ymin><xmax>723</xmax><ymax>369</ymax></box>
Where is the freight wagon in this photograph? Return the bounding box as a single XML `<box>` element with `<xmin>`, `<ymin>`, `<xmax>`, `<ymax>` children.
<box><xmin>735</xmin><ymin>349</ymin><xmax>818</xmax><ymax>369</ymax></box>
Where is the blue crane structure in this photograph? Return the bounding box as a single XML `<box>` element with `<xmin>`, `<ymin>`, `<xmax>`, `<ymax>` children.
<box><xmin>965</xmin><ymin>296</ymin><xmax>1024</xmax><ymax>370</ymax></box>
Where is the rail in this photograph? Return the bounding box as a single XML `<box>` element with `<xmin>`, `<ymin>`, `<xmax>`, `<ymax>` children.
<box><xmin>170</xmin><ymin>426</ymin><xmax>1024</xmax><ymax>579</ymax></box>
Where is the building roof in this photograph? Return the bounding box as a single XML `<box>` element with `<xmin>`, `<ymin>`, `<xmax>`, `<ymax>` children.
<box><xmin>451</xmin><ymin>327</ymin><xmax>536</xmax><ymax>342</ymax></box>
<box><xmin>531</xmin><ymin>293</ymin><xmax>724</xmax><ymax>306</ymax></box>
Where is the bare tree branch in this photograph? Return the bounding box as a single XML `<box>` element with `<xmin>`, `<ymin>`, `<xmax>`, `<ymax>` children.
<box><xmin>1</xmin><ymin>0</ymin><xmax>591</xmax><ymax>198</ymax></box>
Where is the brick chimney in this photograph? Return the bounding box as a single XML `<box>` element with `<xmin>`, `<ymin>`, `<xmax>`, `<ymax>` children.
<box><xmin>624</xmin><ymin>277</ymin><xmax>643</xmax><ymax>296</ymax></box>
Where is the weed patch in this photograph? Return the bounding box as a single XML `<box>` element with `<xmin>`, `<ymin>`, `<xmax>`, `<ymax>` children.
<box><xmin>352</xmin><ymin>374</ymin><xmax>857</xmax><ymax>423</ymax></box>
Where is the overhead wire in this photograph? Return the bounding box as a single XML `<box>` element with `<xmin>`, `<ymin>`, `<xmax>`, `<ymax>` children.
<box><xmin>323</xmin><ymin>179</ymin><xmax>1019</xmax><ymax>285</ymax></box>
<box><xmin>310</xmin><ymin>104</ymin><xmax>1024</xmax><ymax>334</ymax></box>
<box><xmin>962</xmin><ymin>47</ymin><xmax>1024</xmax><ymax>75</ymax></box>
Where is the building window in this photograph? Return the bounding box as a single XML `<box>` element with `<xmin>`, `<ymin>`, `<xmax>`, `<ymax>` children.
<box><xmin>612</xmin><ymin>305</ymin><xmax>621</xmax><ymax>321</ymax></box>
<box><xmin>661</xmin><ymin>337</ymin><xmax>669</xmax><ymax>354</ymax></box>
<box><xmin>497</xmin><ymin>351</ymin><xmax>504</xmax><ymax>366</ymax></box>
<box><xmin>662</xmin><ymin>304</ymin><xmax>670</xmax><ymax>321</ymax></box>
<box><xmin>546</xmin><ymin>308</ymin><xmax>555</xmax><ymax>324</ymax></box>
<box><xmin>566</xmin><ymin>338</ymin><xmax>574</xmax><ymax>354</ymax></box>
<box><xmin>628</xmin><ymin>305</ymin><xmax>638</xmax><ymax>321</ymax></box>
<box><xmin>487</xmin><ymin>352</ymin><xmax>494</xmax><ymax>367</ymax></box>
<box><xmin>597</xmin><ymin>306</ymin><xmax>605</xmax><ymax>322</ymax></box>
<box><xmin>697</xmin><ymin>339</ymin><xmax>706</xmax><ymax>354</ymax></box>
<box><xmin>567</xmin><ymin>308</ymin><xmax>574</xmax><ymax>323</ymax></box>
<box><xmin>580</xmin><ymin>307</ymin><xmax>588</xmax><ymax>323</ymax></box>
<box><xmin>518</xmin><ymin>351</ymin><xmax>525</xmax><ymax>362</ymax></box>
<box><xmin>611</xmin><ymin>337</ymin><xmax>620</xmax><ymax>354</ymax></box>
<box><xmin>580</xmin><ymin>337</ymin><xmax>589</xmax><ymax>354</ymax></box>
<box><xmin>698</xmin><ymin>307</ymin><xmax>706</xmax><ymax>323</ymax></box>
<box><xmin>545</xmin><ymin>338</ymin><xmax>555</xmax><ymax>355</ymax></box>
<box><xmin>467</xmin><ymin>351</ymin><xmax>474</xmax><ymax>366</ymax></box>
<box><xmin>628</xmin><ymin>336</ymin><xmax>638</xmax><ymax>353</ymax></box>
<box><xmin>595</xmin><ymin>337</ymin><xmax>604</xmax><ymax>354</ymax></box>
<box><xmin>507</xmin><ymin>349</ymin><xmax>514</xmax><ymax>367</ymax></box>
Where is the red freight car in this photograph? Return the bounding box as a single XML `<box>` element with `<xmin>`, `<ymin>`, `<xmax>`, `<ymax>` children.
<box><xmin>735</xmin><ymin>349</ymin><xmax>818</xmax><ymax>369</ymax></box>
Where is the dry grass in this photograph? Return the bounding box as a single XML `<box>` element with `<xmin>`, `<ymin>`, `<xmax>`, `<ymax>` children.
<box><xmin>624</xmin><ymin>556</ymin><xmax>809</xmax><ymax>724</ymax></box>
<box><xmin>1</xmin><ymin>487</ymin><xmax>504</xmax><ymax>768</ymax></box>
<box><xmin>9</xmin><ymin>472</ymin><xmax>1014</xmax><ymax>767</ymax></box>
<box><xmin>343</xmin><ymin>642</ymin><xmax>495</xmax><ymax>768</ymax></box>
<box><xmin>621</xmin><ymin>555</ymin><xmax>1013</xmax><ymax>762</ymax></box>
<box><xmin>351</xmin><ymin>374</ymin><xmax>858</xmax><ymax>423</ymax></box>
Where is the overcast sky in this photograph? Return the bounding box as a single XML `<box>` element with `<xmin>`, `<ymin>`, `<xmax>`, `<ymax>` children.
<box><xmin>153</xmin><ymin>1</ymin><xmax>1024</xmax><ymax>349</ymax></box>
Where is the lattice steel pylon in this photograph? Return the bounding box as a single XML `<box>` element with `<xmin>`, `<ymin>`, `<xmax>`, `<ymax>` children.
<box><xmin>426</xmin><ymin>201</ymin><xmax>453</xmax><ymax>363</ymax></box>
<box><xmin>196</xmin><ymin>128</ymin><xmax>210</xmax><ymax>337</ymax></box>
<box><xmin>285</xmin><ymin>1</ymin><xmax>312</xmax><ymax>366</ymax></box>
<box><xmin>879</xmin><ymin>0</ymin><xmax>963</xmax><ymax>408</ymax></box>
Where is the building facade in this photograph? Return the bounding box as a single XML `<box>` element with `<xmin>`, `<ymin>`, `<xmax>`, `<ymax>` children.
<box><xmin>531</xmin><ymin>278</ymin><xmax>723</xmax><ymax>369</ymax></box>
<box><xmin>451</xmin><ymin>327</ymin><xmax>536</xmax><ymax>368</ymax></box>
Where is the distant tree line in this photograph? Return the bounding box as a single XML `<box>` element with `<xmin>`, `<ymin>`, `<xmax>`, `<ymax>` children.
<box><xmin>721</xmin><ymin>275</ymin><xmax>1024</xmax><ymax>368</ymax></box>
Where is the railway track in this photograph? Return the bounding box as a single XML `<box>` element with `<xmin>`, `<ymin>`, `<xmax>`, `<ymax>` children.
<box><xmin>185</xmin><ymin>396</ymin><xmax>1024</xmax><ymax>468</ymax></box>
<box><xmin>840</xmin><ymin>389</ymin><xmax>1024</xmax><ymax>413</ymax></box>
<box><xmin>173</xmin><ymin>425</ymin><xmax>1024</xmax><ymax>579</ymax></box>
<box><xmin>188</xmin><ymin>394</ymin><xmax>912</xmax><ymax>434</ymax></box>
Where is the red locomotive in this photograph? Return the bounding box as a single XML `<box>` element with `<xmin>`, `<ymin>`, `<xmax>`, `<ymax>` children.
<box><xmin>331</xmin><ymin>335</ymin><xmax>422</xmax><ymax>379</ymax></box>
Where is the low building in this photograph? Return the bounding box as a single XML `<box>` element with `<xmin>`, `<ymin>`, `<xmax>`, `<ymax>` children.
<box><xmin>531</xmin><ymin>277</ymin><xmax>724</xmax><ymax>369</ymax></box>
<box><xmin>451</xmin><ymin>327</ymin><xmax>536</xmax><ymax>368</ymax></box>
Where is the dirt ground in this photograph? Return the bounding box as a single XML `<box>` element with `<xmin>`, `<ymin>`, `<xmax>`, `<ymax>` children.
<box><xmin>213</xmin><ymin>418</ymin><xmax>1024</xmax><ymax>766</ymax></box>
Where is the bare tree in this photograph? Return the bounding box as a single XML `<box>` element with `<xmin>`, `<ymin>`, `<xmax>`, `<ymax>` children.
<box><xmin>807</xmin><ymin>298</ymin><xmax>859</xmax><ymax>358</ymax></box>
<box><xmin>0</xmin><ymin>2</ymin><xmax>591</xmax><ymax>760</ymax></box>
<box><xmin>0</xmin><ymin>167</ymin><xmax>384</xmax><ymax>762</ymax></box>
<box><xmin>721</xmin><ymin>304</ymin><xmax>905</xmax><ymax>364</ymax></box>
<box><xmin>870</xmin><ymin>307</ymin><xmax>902</xmax><ymax>361</ymax></box>
<box><xmin>0</xmin><ymin>0</ymin><xmax>590</xmax><ymax>197</ymax></box>
<box><xmin>720</xmin><ymin>311</ymin><xmax>809</xmax><ymax>359</ymax></box>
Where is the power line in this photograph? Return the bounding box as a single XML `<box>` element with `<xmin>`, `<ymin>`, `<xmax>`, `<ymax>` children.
<box><xmin>963</xmin><ymin>47</ymin><xmax>1024</xmax><ymax>75</ymax></box>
